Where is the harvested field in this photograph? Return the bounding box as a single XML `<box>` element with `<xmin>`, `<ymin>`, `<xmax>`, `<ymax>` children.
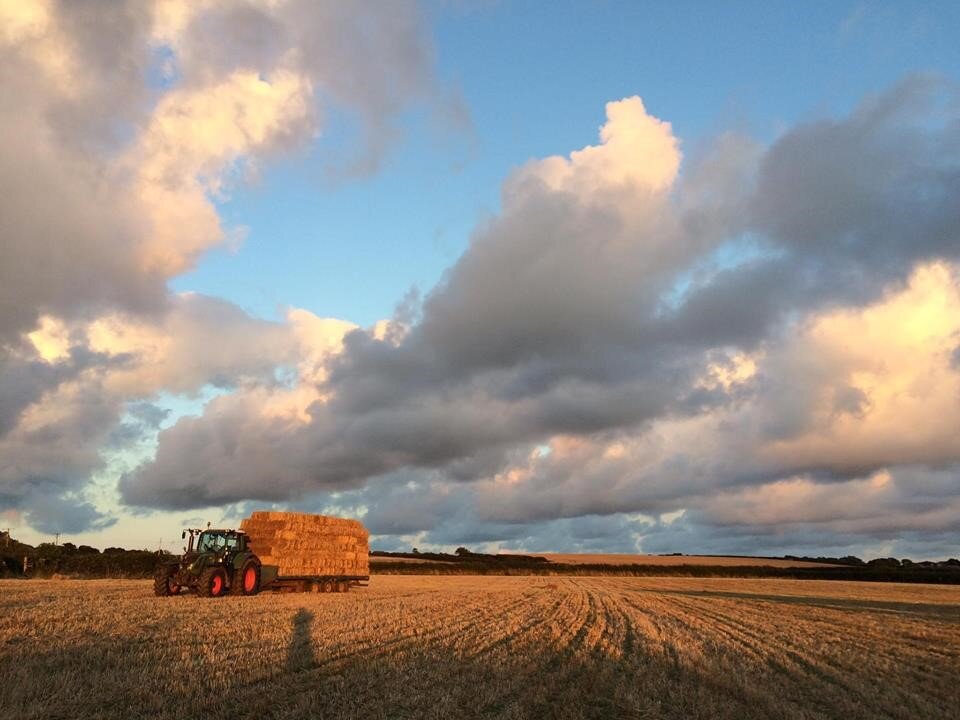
<box><xmin>1</xmin><ymin>576</ymin><xmax>957</xmax><ymax>720</ymax></box>
<box><xmin>535</xmin><ymin>553</ymin><xmax>842</xmax><ymax>568</ymax></box>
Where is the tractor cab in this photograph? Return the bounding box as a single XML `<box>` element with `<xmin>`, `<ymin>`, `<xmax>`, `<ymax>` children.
<box><xmin>188</xmin><ymin>528</ymin><xmax>247</xmax><ymax>557</ymax></box>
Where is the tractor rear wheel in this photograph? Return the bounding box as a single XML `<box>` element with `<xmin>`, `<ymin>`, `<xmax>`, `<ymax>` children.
<box><xmin>198</xmin><ymin>567</ymin><xmax>227</xmax><ymax>598</ymax></box>
<box><xmin>153</xmin><ymin>566</ymin><xmax>180</xmax><ymax>597</ymax></box>
<box><xmin>231</xmin><ymin>561</ymin><xmax>260</xmax><ymax>596</ymax></box>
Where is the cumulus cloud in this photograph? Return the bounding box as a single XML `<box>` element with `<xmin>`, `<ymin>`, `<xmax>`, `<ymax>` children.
<box><xmin>469</xmin><ymin>262</ymin><xmax>960</xmax><ymax>524</ymax></box>
<box><xmin>0</xmin><ymin>0</ymin><xmax>440</xmax><ymax>531</ymax></box>
<box><xmin>3</xmin><ymin>3</ymin><xmax>958</xmax><ymax>556</ymax></box>
<box><xmin>119</xmin><ymin>77</ymin><xmax>960</xmax><ymax>559</ymax></box>
<box><xmin>0</xmin><ymin>0</ymin><xmax>440</xmax><ymax>344</ymax></box>
<box><xmin>0</xmin><ymin>294</ymin><xmax>309</xmax><ymax>528</ymax></box>
<box><xmin>21</xmin><ymin>491</ymin><xmax>117</xmax><ymax>536</ymax></box>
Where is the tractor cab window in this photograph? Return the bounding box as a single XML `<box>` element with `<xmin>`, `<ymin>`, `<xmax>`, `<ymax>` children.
<box><xmin>197</xmin><ymin>532</ymin><xmax>228</xmax><ymax>553</ymax></box>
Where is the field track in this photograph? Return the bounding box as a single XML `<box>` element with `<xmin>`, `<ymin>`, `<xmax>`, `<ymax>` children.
<box><xmin>1</xmin><ymin>576</ymin><xmax>958</xmax><ymax>719</ymax></box>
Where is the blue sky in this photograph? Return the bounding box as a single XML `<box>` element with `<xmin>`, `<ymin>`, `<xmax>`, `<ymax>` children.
<box><xmin>172</xmin><ymin>1</ymin><xmax>960</xmax><ymax>327</ymax></box>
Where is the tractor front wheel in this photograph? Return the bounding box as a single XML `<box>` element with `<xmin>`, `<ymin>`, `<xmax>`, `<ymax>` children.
<box><xmin>153</xmin><ymin>566</ymin><xmax>181</xmax><ymax>597</ymax></box>
<box><xmin>198</xmin><ymin>567</ymin><xmax>227</xmax><ymax>598</ymax></box>
<box><xmin>231</xmin><ymin>561</ymin><xmax>260</xmax><ymax>596</ymax></box>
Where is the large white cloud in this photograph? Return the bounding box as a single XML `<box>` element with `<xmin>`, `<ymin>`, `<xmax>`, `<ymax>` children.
<box><xmin>0</xmin><ymin>0</ymin><xmax>442</xmax><ymax>532</ymax></box>
<box><xmin>470</xmin><ymin>261</ymin><xmax>960</xmax><ymax>525</ymax></box>
<box><xmin>0</xmin><ymin>0</ymin><xmax>440</xmax><ymax>342</ymax></box>
<box><xmin>3</xmin><ymin>3</ymin><xmax>958</xmax><ymax>557</ymax></box>
<box><xmin>120</xmin><ymin>78</ymin><xmax>960</xmax><ymax>559</ymax></box>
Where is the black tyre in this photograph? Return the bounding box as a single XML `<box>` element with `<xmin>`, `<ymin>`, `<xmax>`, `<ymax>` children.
<box><xmin>231</xmin><ymin>560</ymin><xmax>260</xmax><ymax>596</ymax></box>
<box><xmin>197</xmin><ymin>567</ymin><xmax>227</xmax><ymax>597</ymax></box>
<box><xmin>153</xmin><ymin>566</ymin><xmax>181</xmax><ymax>597</ymax></box>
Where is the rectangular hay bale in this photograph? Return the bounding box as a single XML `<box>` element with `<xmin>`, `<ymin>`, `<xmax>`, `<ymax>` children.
<box><xmin>241</xmin><ymin>510</ymin><xmax>369</xmax><ymax>577</ymax></box>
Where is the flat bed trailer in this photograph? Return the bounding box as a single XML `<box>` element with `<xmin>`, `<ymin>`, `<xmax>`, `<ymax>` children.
<box><xmin>260</xmin><ymin>566</ymin><xmax>369</xmax><ymax>593</ymax></box>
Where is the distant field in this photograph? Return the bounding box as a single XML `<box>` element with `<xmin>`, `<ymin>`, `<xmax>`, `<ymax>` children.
<box><xmin>369</xmin><ymin>555</ymin><xmax>447</xmax><ymax>564</ymax></box>
<box><xmin>535</xmin><ymin>553</ymin><xmax>842</xmax><ymax>568</ymax></box>
<box><xmin>1</xmin><ymin>576</ymin><xmax>957</xmax><ymax>719</ymax></box>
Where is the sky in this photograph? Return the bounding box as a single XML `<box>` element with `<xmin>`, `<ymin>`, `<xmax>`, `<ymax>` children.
<box><xmin>2</xmin><ymin>0</ymin><xmax>960</xmax><ymax>559</ymax></box>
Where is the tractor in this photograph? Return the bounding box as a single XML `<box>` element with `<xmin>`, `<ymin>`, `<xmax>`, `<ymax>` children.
<box><xmin>154</xmin><ymin>528</ymin><xmax>261</xmax><ymax>598</ymax></box>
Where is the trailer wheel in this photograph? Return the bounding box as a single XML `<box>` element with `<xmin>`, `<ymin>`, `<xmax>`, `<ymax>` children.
<box><xmin>321</xmin><ymin>580</ymin><xmax>334</xmax><ymax>593</ymax></box>
<box><xmin>198</xmin><ymin>567</ymin><xmax>227</xmax><ymax>598</ymax></box>
<box><xmin>337</xmin><ymin>581</ymin><xmax>349</xmax><ymax>593</ymax></box>
<box><xmin>231</xmin><ymin>561</ymin><xmax>260</xmax><ymax>596</ymax></box>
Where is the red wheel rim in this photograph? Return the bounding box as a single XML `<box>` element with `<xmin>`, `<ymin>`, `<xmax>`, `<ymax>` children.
<box><xmin>169</xmin><ymin>581</ymin><xmax>180</xmax><ymax>593</ymax></box>
<box><xmin>243</xmin><ymin>567</ymin><xmax>256</xmax><ymax>592</ymax></box>
<box><xmin>211</xmin><ymin>575</ymin><xmax>223</xmax><ymax>595</ymax></box>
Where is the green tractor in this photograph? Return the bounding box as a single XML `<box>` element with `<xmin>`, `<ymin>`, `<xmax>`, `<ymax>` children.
<box><xmin>154</xmin><ymin>528</ymin><xmax>261</xmax><ymax>598</ymax></box>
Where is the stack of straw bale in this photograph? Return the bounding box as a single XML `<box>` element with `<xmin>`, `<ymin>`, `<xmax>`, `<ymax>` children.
<box><xmin>241</xmin><ymin>511</ymin><xmax>369</xmax><ymax>577</ymax></box>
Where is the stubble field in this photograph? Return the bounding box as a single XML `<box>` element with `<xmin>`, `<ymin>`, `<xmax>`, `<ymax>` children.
<box><xmin>1</xmin><ymin>576</ymin><xmax>958</xmax><ymax>720</ymax></box>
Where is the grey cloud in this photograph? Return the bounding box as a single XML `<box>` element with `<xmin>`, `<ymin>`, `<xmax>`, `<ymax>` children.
<box><xmin>831</xmin><ymin>385</ymin><xmax>870</xmax><ymax>418</ymax></box>
<box><xmin>0</xmin><ymin>383</ymin><xmax>122</xmax><ymax>533</ymax></box>
<box><xmin>350</xmin><ymin>476</ymin><xmax>960</xmax><ymax>557</ymax></box>
<box><xmin>0</xmin><ymin>1</ymin><xmax>173</xmax><ymax>343</ymax></box>
<box><xmin>106</xmin><ymin>402</ymin><xmax>170</xmax><ymax>449</ymax></box>
<box><xmin>314</xmin><ymin>476</ymin><xmax>650</xmax><ymax>553</ymax></box>
<box><xmin>21</xmin><ymin>489</ymin><xmax>117</xmax><ymax>536</ymax></box>
<box><xmin>0</xmin><ymin>296</ymin><xmax>302</xmax><ymax>533</ymax></box>
<box><xmin>634</xmin><ymin>512</ymin><xmax>866</xmax><ymax>557</ymax></box>
<box><xmin>638</xmin><ymin>509</ymin><xmax>960</xmax><ymax>561</ymax></box>
<box><xmin>0</xmin><ymin>350</ymin><xmax>72</xmax><ymax>438</ymax></box>
<box><xmin>154</xmin><ymin>294</ymin><xmax>297</xmax><ymax>393</ymax></box>
<box><xmin>0</xmin><ymin>1</ymin><xmax>441</xmax><ymax>344</ymax></box>
<box><xmin>127</xmin><ymin>401</ymin><xmax>170</xmax><ymax>428</ymax></box>
<box><xmin>119</xmin><ymin>410</ymin><xmax>315</xmax><ymax>510</ymax></box>
<box><xmin>360</xmin><ymin>471</ymin><xmax>465</xmax><ymax>536</ymax></box>
<box><xmin>753</xmin><ymin>76</ymin><xmax>960</xmax><ymax>264</ymax></box>
<box><xmin>176</xmin><ymin>3</ymin><xmax>289</xmax><ymax>83</ymax></box>
<box><xmin>0</xmin><ymin>94</ymin><xmax>167</xmax><ymax>341</ymax></box>
<box><xmin>443</xmin><ymin>513</ymin><xmax>651</xmax><ymax>555</ymax></box>
<box><xmin>199</xmin><ymin>459</ymin><xmax>959</xmax><ymax>560</ymax></box>
<box><xmin>698</xmin><ymin>465</ymin><xmax>960</xmax><ymax>535</ymax></box>
<box><xmin>47</xmin><ymin>0</ymin><xmax>155</xmax><ymax>151</ymax></box>
<box><xmin>0</xmin><ymin>2</ymin><xmax>448</xmax><ymax>534</ymax></box>
<box><xmin>173</xmin><ymin>0</ymin><xmax>444</xmax><ymax>177</ymax></box>
<box><xmin>0</xmin><ymin>342</ymin><xmax>132</xmax><ymax>438</ymax></box>
<box><xmin>661</xmin><ymin>76</ymin><xmax>960</xmax><ymax>352</ymax></box>
<box><xmin>123</xmin><ymin>77</ymin><xmax>960</xmax><ymax>541</ymax></box>
<box><xmin>654</xmin><ymin>258</ymin><xmax>797</xmax><ymax>349</ymax></box>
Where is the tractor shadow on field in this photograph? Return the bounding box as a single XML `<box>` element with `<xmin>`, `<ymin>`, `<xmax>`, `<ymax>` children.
<box><xmin>285</xmin><ymin>608</ymin><xmax>318</xmax><ymax>672</ymax></box>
